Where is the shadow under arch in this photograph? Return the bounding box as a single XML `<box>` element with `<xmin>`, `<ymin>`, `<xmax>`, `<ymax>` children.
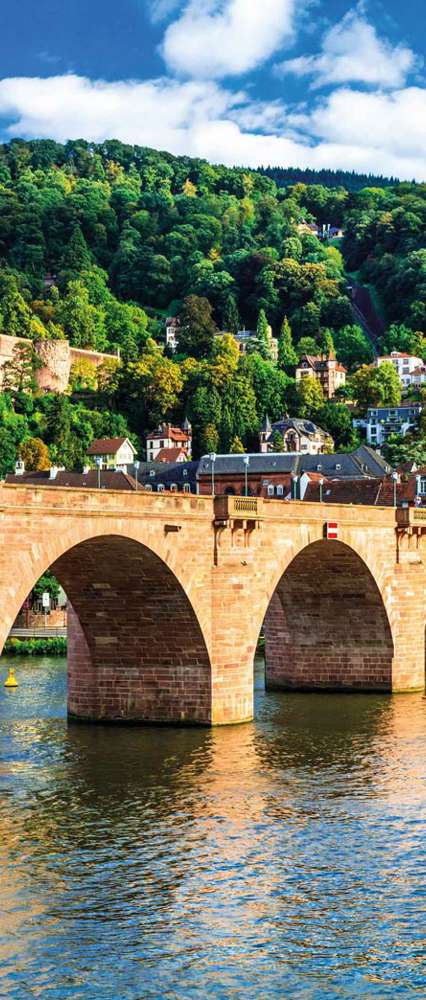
<box><xmin>264</xmin><ymin>539</ymin><xmax>394</xmax><ymax>692</ymax></box>
<box><xmin>13</xmin><ymin>533</ymin><xmax>212</xmax><ymax>725</ymax></box>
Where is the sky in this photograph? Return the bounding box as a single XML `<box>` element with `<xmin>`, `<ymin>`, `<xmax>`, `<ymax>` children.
<box><xmin>0</xmin><ymin>0</ymin><xmax>424</xmax><ymax>180</ymax></box>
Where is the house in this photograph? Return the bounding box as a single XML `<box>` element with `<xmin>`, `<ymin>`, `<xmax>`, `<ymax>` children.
<box><xmin>259</xmin><ymin>415</ymin><xmax>331</xmax><ymax>455</ymax></box>
<box><xmin>146</xmin><ymin>420</ymin><xmax>192</xmax><ymax>462</ymax></box>
<box><xmin>165</xmin><ymin>317</ymin><xmax>180</xmax><ymax>353</ymax></box>
<box><xmin>297</xmin><ymin>220</ymin><xmax>320</xmax><ymax>237</ymax></box>
<box><xmin>295</xmin><ymin>352</ymin><xmax>346</xmax><ymax>399</ymax></box>
<box><xmin>234</xmin><ymin>327</ymin><xmax>279</xmax><ymax>362</ymax></box>
<box><xmin>196</xmin><ymin>446</ymin><xmax>390</xmax><ymax>497</ymax></box>
<box><xmin>86</xmin><ymin>437</ymin><xmax>137</xmax><ymax>471</ymax></box>
<box><xmin>374</xmin><ymin>351</ymin><xmax>424</xmax><ymax>389</ymax></box>
<box><xmin>353</xmin><ymin>405</ymin><xmax>422</xmax><ymax>447</ymax></box>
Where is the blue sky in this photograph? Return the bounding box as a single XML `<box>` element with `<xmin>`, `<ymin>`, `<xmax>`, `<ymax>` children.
<box><xmin>0</xmin><ymin>0</ymin><xmax>424</xmax><ymax>179</ymax></box>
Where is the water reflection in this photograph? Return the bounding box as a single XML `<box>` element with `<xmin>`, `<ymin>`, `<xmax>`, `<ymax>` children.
<box><xmin>0</xmin><ymin>656</ymin><xmax>425</xmax><ymax>999</ymax></box>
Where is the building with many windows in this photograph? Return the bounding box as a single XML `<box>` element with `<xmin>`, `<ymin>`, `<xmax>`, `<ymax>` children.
<box><xmin>295</xmin><ymin>352</ymin><xmax>346</xmax><ymax>399</ymax></box>
<box><xmin>353</xmin><ymin>404</ymin><xmax>422</xmax><ymax>447</ymax></box>
<box><xmin>374</xmin><ymin>351</ymin><xmax>424</xmax><ymax>389</ymax></box>
<box><xmin>259</xmin><ymin>415</ymin><xmax>332</xmax><ymax>454</ymax></box>
<box><xmin>146</xmin><ymin>420</ymin><xmax>192</xmax><ymax>462</ymax></box>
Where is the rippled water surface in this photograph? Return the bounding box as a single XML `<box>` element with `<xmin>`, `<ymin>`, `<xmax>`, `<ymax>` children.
<box><xmin>1</xmin><ymin>656</ymin><xmax>426</xmax><ymax>999</ymax></box>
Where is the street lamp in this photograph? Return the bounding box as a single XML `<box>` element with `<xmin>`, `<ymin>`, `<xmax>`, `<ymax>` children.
<box><xmin>134</xmin><ymin>460</ymin><xmax>140</xmax><ymax>491</ymax></box>
<box><xmin>209</xmin><ymin>453</ymin><xmax>217</xmax><ymax>497</ymax></box>
<box><xmin>243</xmin><ymin>454</ymin><xmax>250</xmax><ymax>497</ymax></box>
<box><xmin>391</xmin><ymin>470</ymin><xmax>398</xmax><ymax>507</ymax></box>
<box><xmin>319</xmin><ymin>477</ymin><xmax>324</xmax><ymax>502</ymax></box>
<box><xmin>95</xmin><ymin>456</ymin><xmax>102</xmax><ymax>489</ymax></box>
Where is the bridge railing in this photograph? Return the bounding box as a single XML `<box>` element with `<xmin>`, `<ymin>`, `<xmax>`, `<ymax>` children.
<box><xmin>397</xmin><ymin>507</ymin><xmax>426</xmax><ymax>530</ymax></box>
<box><xmin>214</xmin><ymin>496</ymin><xmax>263</xmax><ymax>521</ymax></box>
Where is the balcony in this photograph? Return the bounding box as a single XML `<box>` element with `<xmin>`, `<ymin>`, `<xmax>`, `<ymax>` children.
<box><xmin>214</xmin><ymin>495</ymin><xmax>263</xmax><ymax>522</ymax></box>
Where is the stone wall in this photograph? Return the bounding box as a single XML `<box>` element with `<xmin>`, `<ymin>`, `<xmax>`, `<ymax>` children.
<box><xmin>0</xmin><ymin>333</ymin><xmax>118</xmax><ymax>393</ymax></box>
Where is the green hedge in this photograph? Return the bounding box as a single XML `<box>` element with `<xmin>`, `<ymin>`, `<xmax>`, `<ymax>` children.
<box><xmin>3</xmin><ymin>637</ymin><xmax>67</xmax><ymax>656</ymax></box>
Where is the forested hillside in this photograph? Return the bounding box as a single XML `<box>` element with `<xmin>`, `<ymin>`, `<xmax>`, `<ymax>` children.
<box><xmin>0</xmin><ymin>138</ymin><xmax>424</xmax><ymax>471</ymax></box>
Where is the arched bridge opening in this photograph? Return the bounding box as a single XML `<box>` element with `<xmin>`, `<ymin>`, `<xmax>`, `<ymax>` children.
<box><xmin>264</xmin><ymin>540</ymin><xmax>394</xmax><ymax>692</ymax></box>
<box><xmin>14</xmin><ymin>534</ymin><xmax>212</xmax><ymax>725</ymax></box>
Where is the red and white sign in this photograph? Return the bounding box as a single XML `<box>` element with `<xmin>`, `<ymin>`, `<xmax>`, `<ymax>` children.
<box><xmin>325</xmin><ymin>521</ymin><xmax>338</xmax><ymax>540</ymax></box>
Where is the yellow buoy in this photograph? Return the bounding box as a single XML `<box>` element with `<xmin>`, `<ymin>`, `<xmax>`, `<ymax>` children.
<box><xmin>4</xmin><ymin>667</ymin><xmax>18</xmax><ymax>688</ymax></box>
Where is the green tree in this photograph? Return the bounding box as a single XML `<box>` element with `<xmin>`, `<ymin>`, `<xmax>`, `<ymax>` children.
<box><xmin>19</xmin><ymin>436</ymin><xmax>50</xmax><ymax>470</ymax></box>
<box><xmin>230</xmin><ymin>435</ymin><xmax>245</xmax><ymax>453</ymax></box>
<box><xmin>277</xmin><ymin>316</ymin><xmax>298</xmax><ymax>371</ymax></box>
<box><xmin>349</xmin><ymin>362</ymin><xmax>401</xmax><ymax>409</ymax></box>
<box><xmin>333</xmin><ymin>324</ymin><xmax>374</xmax><ymax>371</ymax></box>
<box><xmin>200</xmin><ymin>423</ymin><xmax>219</xmax><ymax>455</ymax></box>
<box><xmin>1</xmin><ymin>343</ymin><xmax>41</xmax><ymax>396</ymax></box>
<box><xmin>57</xmin><ymin>281</ymin><xmax>106</xmax><ymax>350</ymax></box>
<box><xmin>0</xmin><ymin>271</ymin><xmax>32</xmax><ymax>336</ymax></box>
<box><xmin>222</xmin><ymin>294</ymin><xmax>240</xmax><ymax>334</ymax></box>
<box><xmin>296</xmin><ymin>375</ymin><xmax>325</xmax><ymax>417</ymax></box>
<box><xmin>255</xmin><ymin>309</ymin><xmax>272</xmax><ymax>359</ymax></box>
<box><xmin>177</xmin><ymin>295</ymin><xmax>218</xmax><ymax>359</ymax></box>
<box><xmin>59</xmin><ymin>224</ymin><xmax>92</xmax><ymax>281</ymax></box>
<box><xmin>271</xmin><ymin>430</ymin><xmax>285</xmax><ymax>452</ymax></box>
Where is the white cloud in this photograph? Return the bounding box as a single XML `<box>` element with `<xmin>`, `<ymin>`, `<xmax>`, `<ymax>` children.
<box><xmin>162</xmin><ymin>0</ymin><xmax>295</xmax><ymax>78</ymax></box>
<box><xmin>148</xmin><ymin>0</ymin><xmax>183</xmax><ymax>25</ymax></box>
<box><xmin>277</xmin><ymin>11</ymin><xmax>419</xmax><ymax>89</ymax></box>
<box><xmin>0</xmin><ymin>74</ymin><xmax>424</xmax><ymax>180</ymax></box>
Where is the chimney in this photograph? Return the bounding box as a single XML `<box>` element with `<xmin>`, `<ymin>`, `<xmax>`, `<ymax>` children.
<box><xmin>15</xmin><ymin>459</ymin><xmax>25</xmax><ymax>476</ymax></box>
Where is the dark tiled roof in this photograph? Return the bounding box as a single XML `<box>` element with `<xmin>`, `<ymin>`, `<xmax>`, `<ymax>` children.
<box><xmin>197</xmin><ymin>446</ymin><xmax>391</xmax><ymax>480</ymax></box>
<box><xmin>5</xmin><ymin>471</ymin><xmax>137</xmax><ymax>490</ymax></box>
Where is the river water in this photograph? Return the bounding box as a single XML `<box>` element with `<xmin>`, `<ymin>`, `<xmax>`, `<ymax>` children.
<box><xmin>0</xmin><ymin>656</ymin><xmax>425</xmax><ymax>999</ymax></box>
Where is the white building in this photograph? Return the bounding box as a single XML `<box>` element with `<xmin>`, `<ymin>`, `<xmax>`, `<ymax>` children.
<box><xmin>165</xmin><ymin>317</ymin><xmax>180</xmax><ymax>353</ymax></box>
<box><xmin>374</xmin><ymin>351</ymin><xmax>424</xmax><ymax>389</ymax></box>
<box><xmin>146</xmin><ymin>420</ymin><xmax>192</xmax><ymax>462</ymax></box>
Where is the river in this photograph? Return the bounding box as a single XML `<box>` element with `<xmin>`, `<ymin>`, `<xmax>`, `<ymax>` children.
<box><xmin>0</xmin><ymin>656</ymin><xmax>425</xmax><ymax>999</ymax></box>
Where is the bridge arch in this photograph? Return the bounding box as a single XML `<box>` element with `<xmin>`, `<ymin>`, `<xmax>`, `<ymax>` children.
<box><xmin>262</xmin><ymin>539</ymin><xmax>395</xmax><ymax>691</ymax></box>
<box><xmin>3</xmin><ymin>528</ymin><xmax>212</xmax><ymax>724</ymax></box>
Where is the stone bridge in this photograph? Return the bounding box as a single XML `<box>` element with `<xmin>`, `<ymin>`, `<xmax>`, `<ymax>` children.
<box><xmin>0</xmin><ymin>484</ymin><xmax>425</xmax><ymax>725</ymax></box>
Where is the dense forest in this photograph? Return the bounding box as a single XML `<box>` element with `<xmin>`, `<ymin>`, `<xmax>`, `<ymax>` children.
<box><xmin>259</xmin><ymin>166</ymin><xmax>401</xmax><ymax>193</ymax></box>
<box><xmin>0</xmin><ymin>138</ymin><xmax>424</xmax><ymax>472</ymax></box>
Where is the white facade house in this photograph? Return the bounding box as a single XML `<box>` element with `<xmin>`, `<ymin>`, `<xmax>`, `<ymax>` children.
<box><xmin>353</xmin><ymin>405</ymin><xmax>422</xmax><ymax>447</ymax></box>
<box><xmin>146</xmin><ymin>421</ymin><xmax>192</xmax><ymax>462</ymax></box>
<box><xmin>374</xmin><ymin>352</ymin><xmax>424</xmax><ymax>389</ymax></box>
<box><xmin>86</xmin><ymin>437</ymin><xmax>137</xmax><ymax>471</ymax></box>
<box><xmin>165</xmin><ymin>317</ymin><xmax>180</xmax><ymax>353</ymax></box>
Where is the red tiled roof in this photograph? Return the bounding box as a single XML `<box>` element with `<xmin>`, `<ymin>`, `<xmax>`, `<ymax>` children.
<box><xmin>86</xmin><ymin>437</ymin><xmax>134</xmax><ymax>456</ymax></box>
<box><xmin>156</xmin><ymin>448</ymin><xmax>187</xmax><ymax>463</ymax></box>
<box><xmin>147</xmin><ymin>426</ymin><xmax>189</xmax><ymax>442</ymax></box>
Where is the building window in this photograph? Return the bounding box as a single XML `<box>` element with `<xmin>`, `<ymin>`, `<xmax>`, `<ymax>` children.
<box><xmin>149</xmin><ymin>469</ymin><xmax>155</xmax><ymax>477</ymax></box>
<box><xmin>144</xmin><ymin>484</ymin><xmax>153</xmax><ymax>492</ymax></box>
<box><xmin>170</xmin><ymin>483</ymin><xmax>178</xmax><ymax>492</ymax></box>
<box><xmin>183</xmin><ymin>483</ymin><xmax>191</xmax><ymax>493</ymax></box>
<box><xmin>183</xmin><ymin>469</ymin><xmax>188</xmax><ymax>477</ymax></box>
<box><xmin>157</xmin><ymin>484</ymin><xmax>165</xmax><ymax>493</ymax></box>
<box><xmin>267</xmin><ymin>485</ymin><xmax>274</xmax><ymax>496</ymax></box>
<box><xmin>420</xmin><ymin>477</ymin><xmax>426</xmax><ymax>495</ymax></box>
<box><xmin>276</xmin><ymin>484</ymin><xmax>284</xmax><ymax>496</ymax></box>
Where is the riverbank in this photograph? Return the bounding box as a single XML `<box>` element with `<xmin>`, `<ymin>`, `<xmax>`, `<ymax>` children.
<box><xmin>4</xmin><ymin>637</ymin><xmax>67</xmax><ymax>656</ymax></box>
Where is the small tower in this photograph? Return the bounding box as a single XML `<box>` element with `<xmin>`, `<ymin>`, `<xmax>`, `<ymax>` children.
<box><xmin>259</xmin><ymin>415</ymin><xmax>272</xmax><ymax>454</ymax></box>
<box><xmin>183</xmin><ymin>416</ymin><xmax>192</xmax><ymax>458</ymax></box>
